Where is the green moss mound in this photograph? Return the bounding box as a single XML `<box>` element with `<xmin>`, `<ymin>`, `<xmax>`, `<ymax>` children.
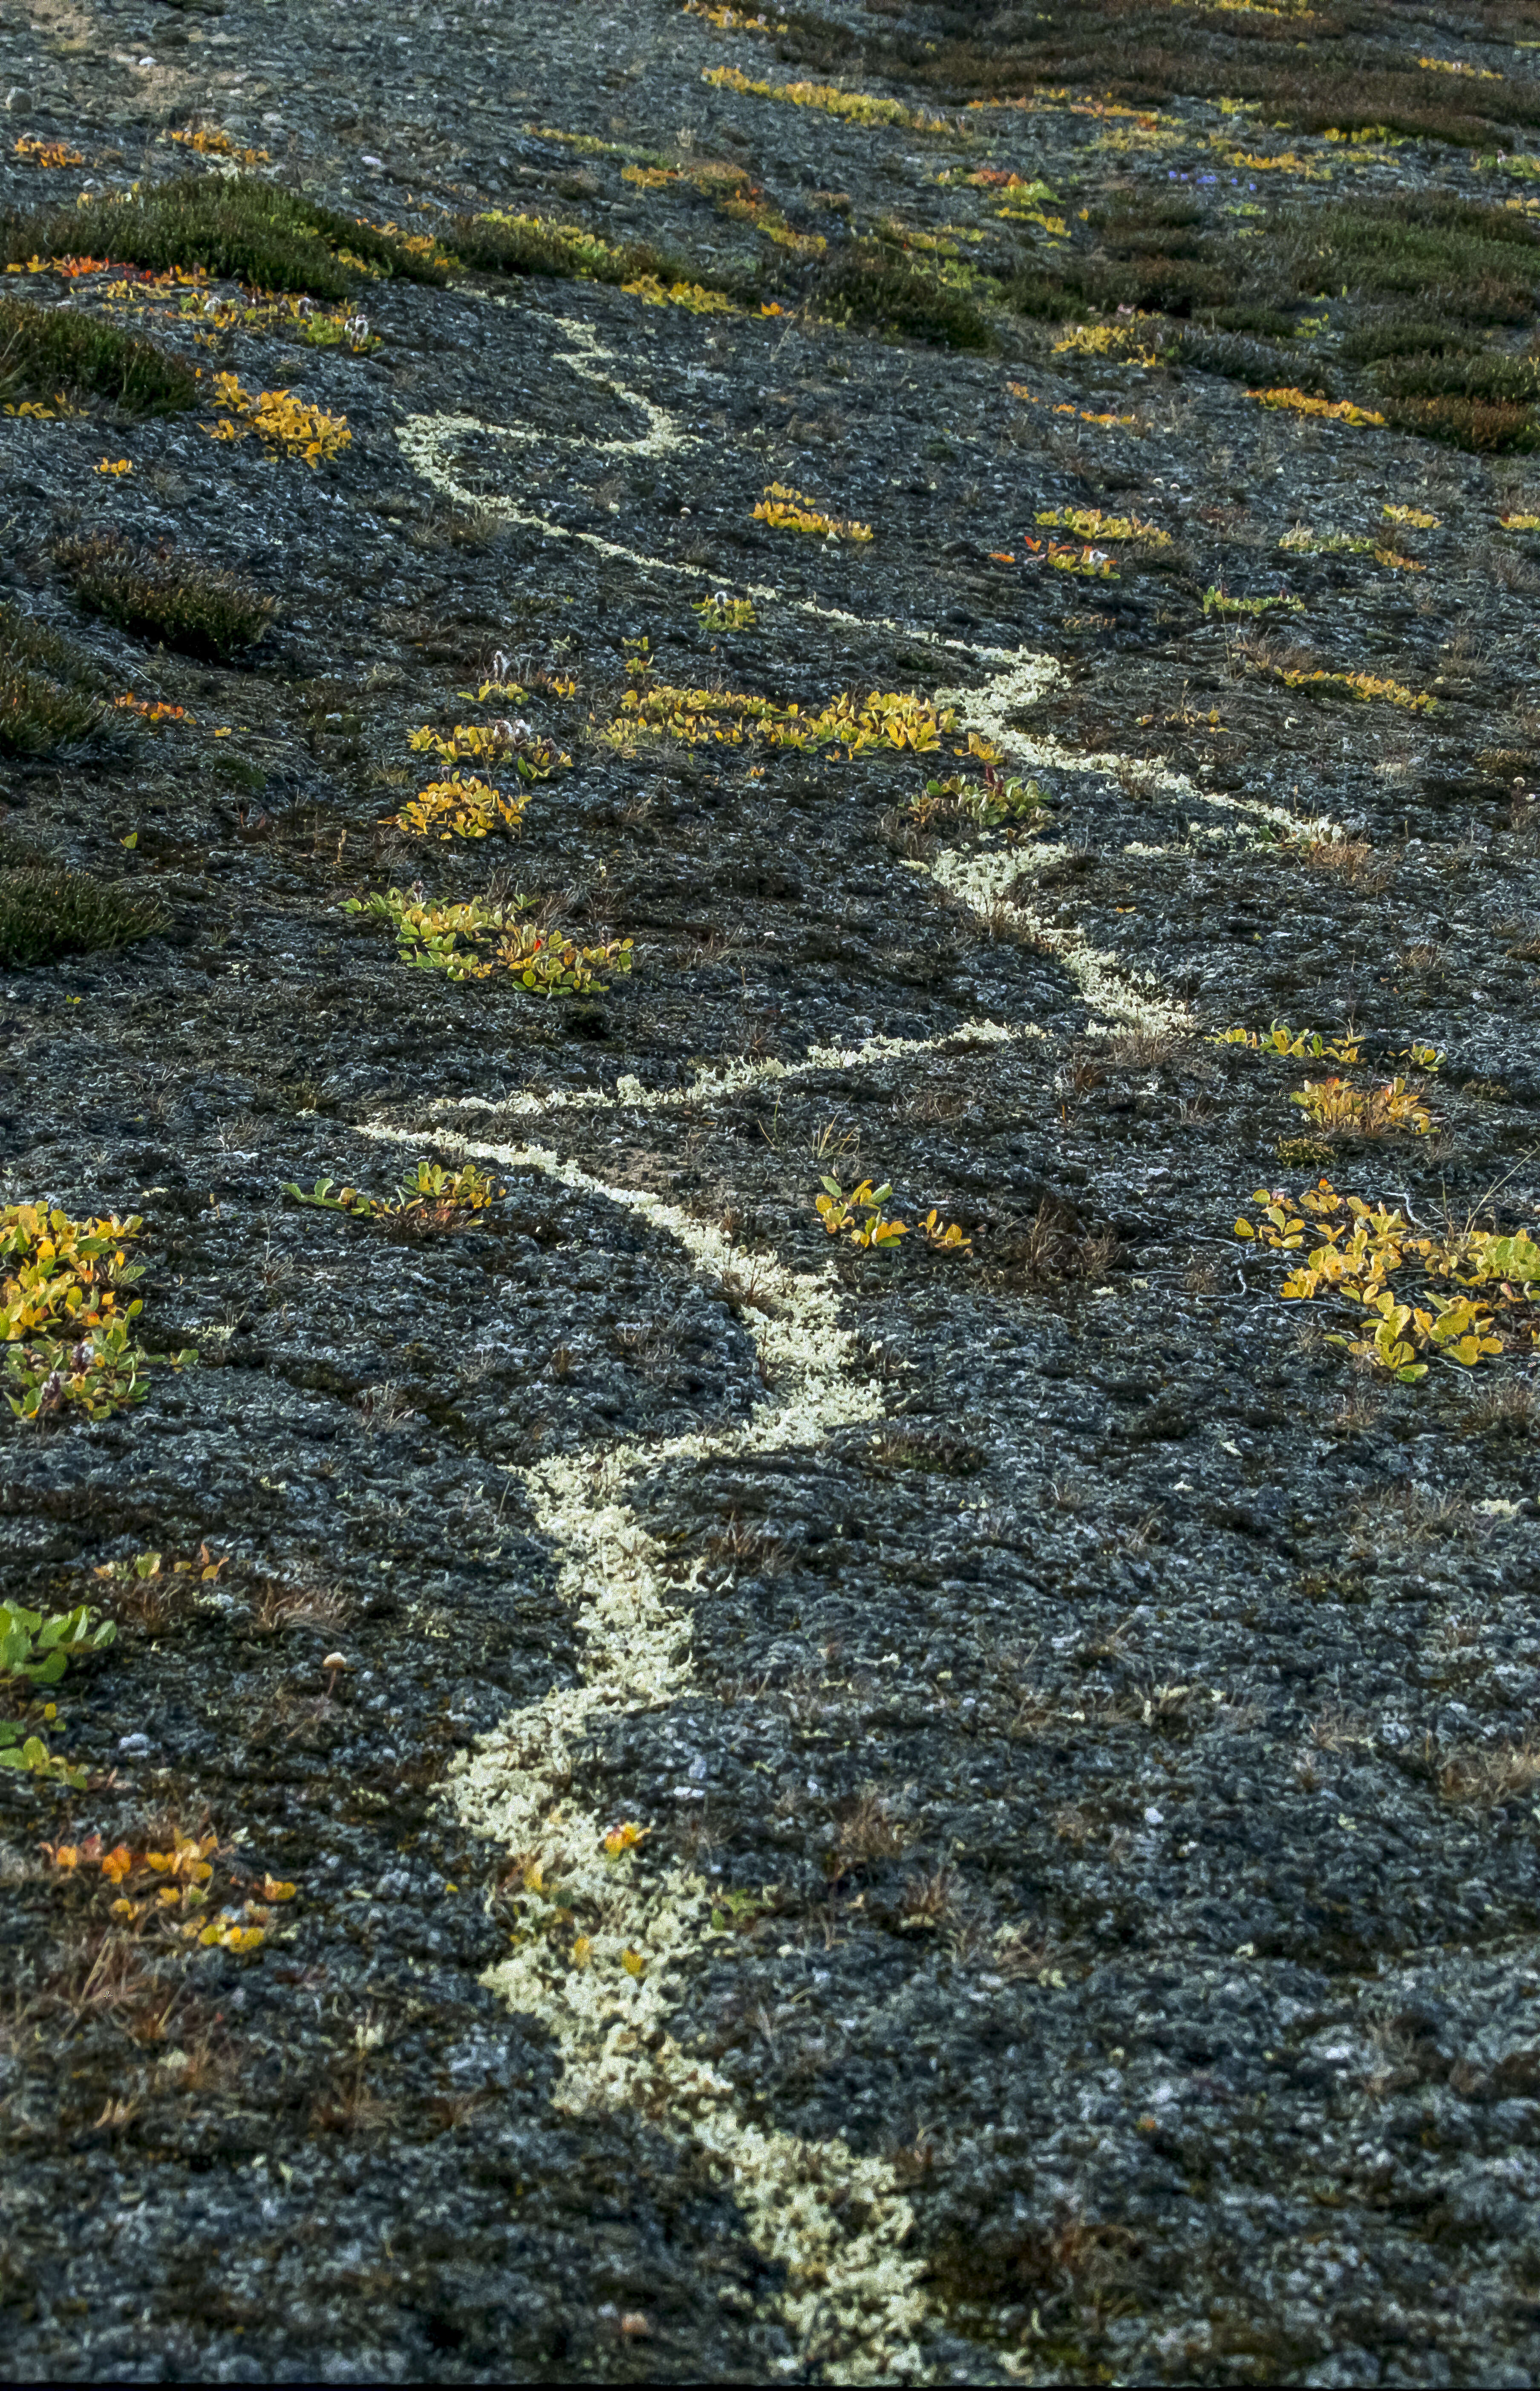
<box><xmin>2</xmin><ymin>176</ymin><xmax>448</xmax><ymax>301</ymax></box>
<box><xmin>0</xmin><ymin>295</ymin><xmax>197</xmax><ymax>415</ymax></box>
<box><xmin>0</xmin><ymin>867</ymin><xmax>166</xmax><ymax>968</ymax></box>
<box><xmin>0</xmin><ymin>605</ymin><xmax>104</xmax><ymax>757</ymax></box>
<box><xmin>54</xmin><ymin>536</ymin><xmax>275</xmax><ymax>663</ymax></box>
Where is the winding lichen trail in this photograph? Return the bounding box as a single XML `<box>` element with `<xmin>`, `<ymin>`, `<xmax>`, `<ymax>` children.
<box><xmin>397</xmin><ymin>315</ymin><xmax>1337</xmax><ymax>1041</ymax></box>
<box><xmin>358</xmin><ymin>1112</ymin><xmax>939</xmax><ymax>2379</ymax></box>
<box><xmin>381</xmin><ymin>320</ymin><xmax>1329</xmax><ymax>2374</ymax></box>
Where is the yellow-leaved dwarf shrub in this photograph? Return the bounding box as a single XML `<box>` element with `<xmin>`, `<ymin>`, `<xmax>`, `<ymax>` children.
<box><xmin>3</xmin><ymin>1203</ymin><xmax>194</xmax><ymax>1424</ymax></box>
<box><xmin>203</xmin><ymin>372</ymin><xmax>350</xmax><ymax>465</ymax></box>
<box><xmin>1246</xmin><ymin>388</ymin><xmax>1387</xmax><ymax>428</ymax></box>
<box><xmin>384</xmin><ymin>777</ymin><xmax>528</xmax><ymax>840</ymax></box>
<box><xmin>344</xmin><ymin>889</ymin><xmax>632</xmax><ymax>994</ymax></box>
<box><xmin>1212</xmin><ymin>1022</ymin><xmax>1363</xmax><ymax>1062</ymax></box>
<box><xmin>1289</xmin><ymin>1075</ymin><xmax>1435</xmax><ymax>1136</ymax></box>
<box><xmin>815</xmin><ymin>1177</ymin><xmax>971</xmax><ymax>1253</ymax></box>
<box><xmin>752</xmin><ymin>482</ymin><xmax>873</xmax><ymax>541</ymax></box>
<box><xmin>1236</xmin><ymin>1179</ymin><xmax>1540</xmax><ymax>1380</ymax></box>
<box><xmin>407</xmin><ymin>719</ymin><xmax>567</xmax><ymax>781</ymax></box>
<box><xmin>608</xmin><ymin>682</ymin><xmax>984</xmax><ymax>759</ymax></box>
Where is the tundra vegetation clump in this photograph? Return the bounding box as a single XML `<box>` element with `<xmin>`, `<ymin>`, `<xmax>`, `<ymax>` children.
<box><xmin>0</xmin><ymin>602</ymin><xmax>105</xmax><ymax>756</ymax></box>
<box><xmin>2</xmin><ymin>1204</ymin><xmax>192</xmax><ymax>1424</ymax></box>
<box><xmin>609</xmin><ymin>681</ymin><xmax>981</xmax><ymax>758</ymax></box>
<box><xmin>815</xmin><ymin>1178</ymin><xmax>971</xmax><ymax>1252</ymax></box>
<box><xmin>385</xmin><ymin>776</ymin><xmax>528</xmax><ymax>840</ymax></box>
<box><xmin>0</xmin><ymin>294</ymin><xmax>197</xmax><ymax>414</ymax></box>
<box><xmin>1237</xmin><ymin>1182</ymin><xmax>1540</xmax><ymax>1380</ymax></box>
<box><xmin>284</xmin><ymin>1159</ymin><xmax>504</xmax><ymax>1227</ymax></box>
<box><xmin>343</xmin><ymin>889</ymin><xmax>633</xmax><ymax>993</ymax></box>
<box><xmin>203</xmin><ymin>372</ymin><xmax>351</xmax><ymax>466</ymax></box>
<box><xmin>37</xmin><ymin>1828</ymin><xmax>295</xmax><ymax>1950</ymax></box>
<box><xmin>52</xmin><ymin>535</ymin><xmax>274</xmax><ymax>661</ymax></box>
<box><xmin>752</xmin><ymin>482</ymin><xmax>874</xmax><ymax>540</ymax></box>
<box><xmin>1</xmin><ymin>175</ymin><xmax>450</xmax><ymax>298</ymax></box>
<box><xmin>408</xmin><ymin>718</ymin><xmax>567</xmax><ymax>781</ymax></box>
<box><xmin>0</xmin><ymin>864</ymin><xmax>166</xmax><ymax>967</ymax></box>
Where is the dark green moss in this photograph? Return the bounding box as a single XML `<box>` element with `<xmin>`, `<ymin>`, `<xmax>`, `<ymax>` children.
<box><xmin>1381</xmin><ymin>395</ymin><xmax>1540</xmax><ymax>453</ymax></box>
<box><xmin>1341</xmin><ymin>316</ymin><xmax>1489</xmax><ymax>364</ymax></box>
<box><xmin>1</xmin><ymin>176</ymin><xmax>447</xmax><ymax>302</ymax></box>
<box><xmin>1374</xmin><ymin>351</ymin><xmax>1540</xmax><ymax>407</ymax></box>
<box><xmin>53</xmin><ymin>536</ymin><xmax>274</xmax><ymax>664</ymax></box>
<box><xmin>1162</xmin><ymin>326</ymin><xmax>1335</xmax><ymax>393</ymax></box>
<box><xmin>1283</xmin><ymin>195</ymin><xmax>1540</xmax><ymax>321</ymax></box>
<box><xmin>0</xmin><ymin>604</ymin><xmax>105</xmax><ymax>757</ymax></box>
<box><xmin>0</xmin><ymin>867</ymin><xmax>166</xmax><ymax>967</ymax></box>
<box><xmin>448</xmin><ymin>209</ymin><xmax>746</xmax><ymax>302</ymax></box>
<box><xmin>817</xmin><ymin>246</ymin><xmax>994</xmax><ymax>351</ymax></box>
<box><xmin>450</xmin><ymin>212</ymin><xmax>583</xmax><ymax>279</ymax></box>
<box><xmin>0</xmin><ymin>295</ymin><xmax>197</xmax><ymax>415</ymax></box>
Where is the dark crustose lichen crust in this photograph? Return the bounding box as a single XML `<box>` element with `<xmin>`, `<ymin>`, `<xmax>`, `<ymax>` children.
<box><xmin>3</xmin><ymin>2</ymin><xmax>1540</xmax><ymax>2382</ymax></box>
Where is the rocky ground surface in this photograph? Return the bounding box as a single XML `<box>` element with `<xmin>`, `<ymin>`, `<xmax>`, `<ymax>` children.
<box><xmin>3</xmin><ymin>0</ymin><xmax>1540</xmax><ymax>2381</ymax></box>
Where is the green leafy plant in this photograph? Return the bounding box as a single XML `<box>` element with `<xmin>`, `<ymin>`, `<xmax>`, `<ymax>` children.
<box><xmin>610</xmin><ymin>681</ymin><xmax>968</xmax><ymax>759</ymax></box>
<box><xmin>911</xmin><ymin>766</ymin><xmax>1051</xmax><ymax>832</ymax></box>
<box><xmin>0</xmin><ymin>1722</ymin><xmax>86</xmax><ymax>1789</ymax></box>
<box><xmin>6</xmin><ymin>1316</ymin><xmax>165</xmax><ymax>1421</ymax></box>
<box><xmin>707</xmin><ymin>1884</ymin><xmax>780</xmax><ymax>1936</ymax></box>
<box><xmin>816</xmin><ymin>1177</ymin><xmax>908</xmax><ymax>1247</ymax></box>
<box><xmin>283</xmin><ymin>1159</ymin><xmax>504</xmax><ymax>1227</ymax></box>
<box><xmin>343</xmin><ymin>887</ymin><xmax>633</xmax><ymax>994</ymax></box>
<box><xmin>0</xmin><ymin>1599</ymin><xmax>115</xmax><ymax>1686</ymax></box>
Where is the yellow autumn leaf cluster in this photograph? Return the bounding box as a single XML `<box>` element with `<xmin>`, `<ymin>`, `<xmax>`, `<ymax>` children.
<box><xmin>612</xmin><ymin>682</ymin><xmax>960</xmax><ymax>758</ymax></box>
<box><xmin>1236</xmin><ymin>1180</ymin><xmax>1540</xmax><ymax>1379</ymax></box>
<box><xmin>1</xmin><ymin>1204</ymin><xmax>145</xmax><ymax>1346</ymax></box>
<box><xmin>1289</xmin><ymin>1075</ymin><xmax>1434</xmax><ymax>1136</ymax></box>
<box><xmin>203</xmin><ymin>371</ymin><xmax>350</xmax><ymax>466</ymax></box>
<box><xmin>752</xmin><ymin>481</ymin><xmax>873</xmax><ymax>541</ymax></box>
<box><xmin>1247</xmin><ymin>388</ymin><xmax>1387</xmax><ymax>428</ymax></box>
<box><xmin>1036</xmin><ymin>505</ymin><xmax>1171</xmax><ymax>549</ymax></box>
<box><xmin>1212</xmin><ymin>1023</ymin><xmax>1364</xmax><ymax>1062</ymax></box>
<box><xmin>385</xmin><ymin>776</ymin><xmax>528</xmax><ymax>841</ymax></box>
